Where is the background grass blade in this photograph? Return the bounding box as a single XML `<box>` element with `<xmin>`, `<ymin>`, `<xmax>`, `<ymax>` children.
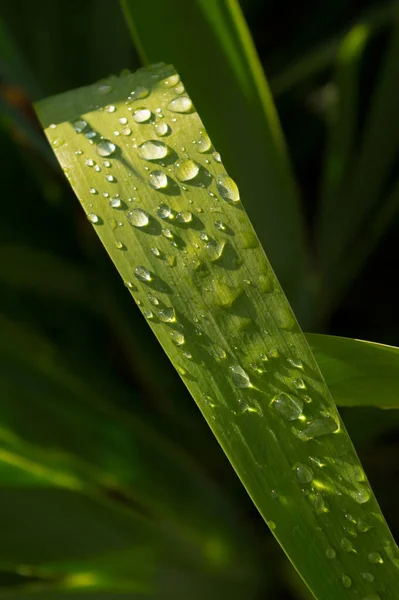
<box><xmin>309</xmin><ymin>333</ymin><xmax>399</xmax><ymax>408</ymax></box>
<box><xmin>36</xmin><ymin>64</ymin><xmax>399</xmax><ymax>600</ymax></box>
<box><xmin>317</xmin><ymin>23</ymin><xmax>369</xmax><ymax>239</ymax></box>
<box><xmin>121</xmin><ymin>0</ymin><xmax>311</xmax><ymax>319</ymax></box>
<box><xmin>269</xmin><ymin>1</ymin><xmax>397</xmax><ymax>96</ymax></box>
<box><xmin>319</xmin><ymin>15</ymin><xmax>399</xmax><ymax>305</ymax></box>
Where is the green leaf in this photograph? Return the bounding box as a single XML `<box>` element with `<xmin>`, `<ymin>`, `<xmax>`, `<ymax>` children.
<box><xmin>121</xmin><ymin>0</ymin><xmax>310</xmax><ymax>317</ymax></box>
<box><xmin>320</xmin><ymin>16</ymin><xmax>399</xmax><ymax>303</ymax></box>
<box><xmin>318</xmin><ymin>23</ymin><xmax>369</xmax><ymax>237</ymax></box>
<box><xmin>36</xmin><ymin>65</ymin><xmax>399</xmax><ymax>600</ymax></box>
<box><xmin>309</xmin><ymin>333</ymin><xmax>399</xmax><ymax>409</ymax></box>
<box><xmin>269</xmin><ymin>1</ymin><xmax>397</xmax><ymax>96</ymax></box>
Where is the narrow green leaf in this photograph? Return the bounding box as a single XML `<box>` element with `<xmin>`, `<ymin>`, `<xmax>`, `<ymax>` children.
<box><xmin>320</xmin><ymin>16</ymin><xmax>399</xmax><ymax>297</ymax></box>
<box><xmin>121</xmin><ymin>0</ymin><xmax>310</xmax><ymax>315</ymax></box>
<box><xmin>269</xmin><ymin>1</ymin><xmax>397</xmax><ymax>96</ymax></box>
<box><xmin>309</xmin><ymin>333</ymin><xmax>399</xmax><ymax>409</ymax></box>
<box><xmin>36</xmin><ymin>65</ymin><xmax>399</xmax><ymax>600</ymax></box>
<box><xmin>318</xmin><ymin>23</ymin><xmax>369</xmax><ymax>233</ymax></box>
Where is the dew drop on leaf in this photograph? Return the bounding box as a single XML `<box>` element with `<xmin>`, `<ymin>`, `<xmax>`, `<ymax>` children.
<box><xmin>170</xmin><ymin>331</ymin><xmax>185</xmax><ymax>345</ymax></box>
<box><xmin>133</xmin><ymin>107</ymin><xmax>152</xmax><ymax>123</ymax></box>
<box><xmin>167</xmin><ymin>96</ymin><xmax>193</xmax><ymax>113</ymax></box>
<box><xmin>73</xmin><ymin>119</ymin><xmax>88</xmax><ymax>133</ymax></box>
<box><xmin>272</xmin><ymin>393</ymin><xmax>303</xmax><ymax>420</ymax></box>
<box><xmin>230</xmin><ymin>365</ymin><xmax>251</xmax><ymax>389</ymax></box>
<box><xmin>326</xmin><ymin>547</ymin><xmax>336</xmax><ymax>560</ymax></box>
<box><xmin>154</xmin><ymin>122</ymin><xmax>170</xmax><ymax>137</ymax></box>
<box><xmin>134</xmin><ymin>266</ymin><xmax>152</xmax><ymax>282</ymax></box>
<box><xmin>87</xmin><ymin>213</ymin><xmax>99</xmax><ymax>224</ymax></box>
<box><xmin>139</xmin><ymin>140</ymin><xmax>169</xmax><ymax>160</ymax></box>
<box><xmin>174</xmin><ymin>159</ymin><xmax>199</xmax><ymax>181</ymax></box>
<box><xmin>176</xmin><ymin>210</ymin><xmax>193</xmax><ymax>223</ymax></box>
<box><xmin>368</xmin><ymin>552</ymin><xmax>383</xmax><ymax>564</ymax></box>
<box><xmin>159</xmin><ymin>307</ymin><xmax>176</xmax><ymax>323</ymax></box>
<box><xmin>128</xmin><ymin>208</ymin><xmax>150</xmax><ymax>228</ymax></box>
<box><xmin>149</xmin><ymin>170</ymin><xmax>168</xmax><ymax>189</ymax></box>
<box><xmin>96</xmin><ymin>139</ymin><xmax>116</xmax><ymax>157</ymax></box>
<box><xmin>217</xmin><ymin>174</ymin><xmax>240</xmax><ymax>203</ymax></box>
<box><xmin>294</xmin><ymin>463</ymin><xmax>313</xmax><ymax>483</ymax></box>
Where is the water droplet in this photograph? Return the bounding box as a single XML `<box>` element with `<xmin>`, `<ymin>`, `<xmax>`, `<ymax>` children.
<box><xmin>230</xmin><ymin>365</ymin><xmax>251</xmax><ymax>389</ymax></box>
<box><xmin>159</xmin><ymin>307</ymin><xmax>176</xmax><ymax>323</ymax></box>
<box><xmin>215</xmin><ymin>221</ymin><xmax>226</xmax><ymax>231</ymax></box>
<box><xmin>131</xmin><ymin>85</ymin><xmax>150</xmax><ymax>100</ymax></box>
<box><xmin>154</xmin><ymin>122</ymin><xmax>169</xmax><ymax>137</ymax></box>
<box><xmin>217</xmin><ymin>175</ymin><xmax>240</xmax><ymax>203</ymax></box>
<box><xmin>164</xmin><ymin>73</ymin><xmax>180</xmax><ymax>87</ymax></box>
<box><xmin>357</xmin><ymin>518</ymin><xmax>372</xmax><ymax>533</ymax></box>
<box><xmin>85</xmin><ymin>130</ymin><xmax>97</xmax><ymax>140</ymax></box>
<box><xmin>107</xmin><ymin>105</ymin><xmax>116</xmax><ymax>113</ymax></box>
<box><xmin>272</xmin><ymin>393</ymin><xmax>303</xmax><ymax>420</ymax></box>
<box><xmin>143</xmin><ymin>309</ymin><xmax>153</xmax><ymax>319</ymax></box>
<box><xmin>134</xmin><ymin>266</ymin><xmax>152</xmax><ymax>282</ymax></box>
<box><xmin>122</xmin><ymin>127</ymin><xmax>132</xmax><ymax>136</ymax></box>
<box><xmin>268</xmin><ymin>349</ymin><xmax>279</xmax><ymax>359</ymax></box>
<box><xmin>73</xmin><ymin>119</ymin><xmax>88</xmax><ymax>133</ymax></box>
<box><xmin>176</xmin><ymin>210</ymin><xmax>193</xmax><ymax>223</ymax></box>
<box><xmin>287</xmin><ymin>358</ymin><xmax>304</xmax><ymax>369</ymax></box>
<box><xmin>340</xmin><ymin>538</ymin><xmax>354</xmax><ymax>553</ymax></box>
<box><xmin>298</xmin><ymin>415</ymin><xmax>339</xmax><ymax>440</ymax></box>
<box><xmin>87</xmin><ymin>213</ymin><xmax>99</xmax><ymax>224</ymax></box>
<box><xmin>106</xmin><ymin>175</ymin><xmax>116</xmax><ymax>182</ymax></box>
<box><xmin>149</xmin><ymin>170</ymin><xmax>168</xmax><ymax>189</ymax></box>
<box><xmin>167</xmin><ymin>96</ymin><xmax>193</xmax><ymax>113</ymax></box>
<box><xmin>294</xmin><ymin>463</ymin><xmax>313</xmax><ymax>483</ymax></box>
<box><xmin>128</xmin><ymin>208</ymin><xmax>150</xmax><ymax>227</ymax></box>
<box><xmin>108</xmin><ymin>197</ymin><xmax>121</xmax><ymax>209</ymax></box>
<box><xmin>119</xmin><ymin>117</ymin><xmax>128</xmax><ymax>125</ymax></box>
<box><xmin>162</xmin><ymin>228</ymin><xmax>173</xmax><ymax>239</ymax></box>
<box><xmin>312</xmin><ymin>493</ymin><xmax>327</xmax><ymax>514</ymax></box>
<box><xmin>157</xmin><ymin>203</ymin><xmax>172</xmax><ymax>219</ymax></box>
<box><xmin>341</xmin><ymin>574</ymin><xmax>352</xmax><ymax>588</ymax></box>
<box><xmin>175</xmin><ymin>83</ymin><xmax>185</xmax><ymax>94</ymax></box>
<box><xmin>354</xmin><ymin>488</ymin><xmax>371</xmax><ymax>504</ymax></box>
<box><xmin>133</xmin><ymin>107</ymin><xmax>152</xmax><ymax>123</ymax></box>
<box><xmin>89</xmin><ymin>187</ymin><xmax>98</xmax><ymax>195</ymax></box>
<box><xmin>197</xmin><ymin>132</ymin><xmax>212</xmax><ymax>153</ymax></box>
<box><xmin>170</xmin><ymin>331</ymin><xmax>185</xmax><ymax>345</ymax></box>
<box><xmin>206</xmin><ymin>240</ymin><xmax>226</xmax><ymax>261</ymax></box>
<box><xmin>293</xmin><ymin>378</ymin><xmax>306</xmax><ymax>389</ymax></box>
<box><xmin>212</xmin><ymin>346</ymin><xmax>227</xmax><ymax>359</ymax></box>
<box><xmin>326</xmin><ymin>547</ymin><xmax>336</xmax><ymax>560</ymax></box>
<box><xmin>151</xmin><ymin>246</ymin><xmax>162</xmax><ymax>257</ymax></box>
<box><xmin>114</xmin><ymin>241</ymin><xmax>123</xmax><ymax>250</ymax></box>
<box><xmin>213</xmin><ymin>151</ymin><xmax>222</xmax><ymax>163</ymax></box>
<box><xmin>361</xmin><ymin>572</ymin><xmax>375</xmax><ymax>582</ymax></box>
<box><xmin>174</xmin><ymin>159</ymin><xmax>199</xmax><ymax>181</ymax></box>
<box><xmin>85</xmin><ymin>158</ymin><xmax>95</xmax><ymax>167</ymax></box>
<box><xmin>138</xmin><ymin>140</ymin><xmax>169</xmax><ymax>160</ymax></box>
<box><xmin>97</xmin><ymin>83</ymin><xmax>112</xmax><ymax>95</ymax></box>
<box><xmin>368</xmin><ymin>552</ymin><xmax>383</xmax><ymax>564</ymax></box>
<box><xmin>96</xmin><ymin>139</ymin><xmax>116</xmax><ymax>157</ymax></box>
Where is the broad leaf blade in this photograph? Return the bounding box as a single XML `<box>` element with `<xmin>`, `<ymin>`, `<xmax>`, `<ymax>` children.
<box><xmin>121</xmin><ymin>0</ymin><xmax>310</xmax><ymax>316</ymax></box>
<box><xmin>36</xmin><ymin>65</ymin><xmax>399</xmax><ymax>600</ymax></box>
